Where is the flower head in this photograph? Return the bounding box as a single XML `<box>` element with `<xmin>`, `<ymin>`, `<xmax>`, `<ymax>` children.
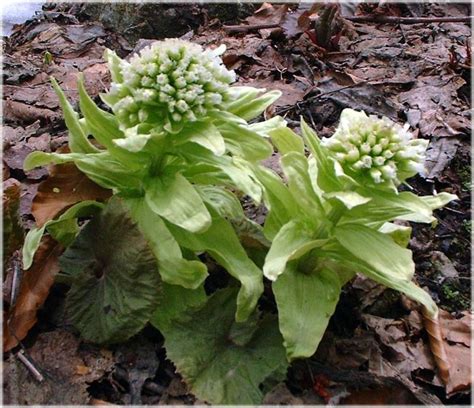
<box><xmin>322</xmin><ymin>109</ymin><xmax>428</xmax><ymax>188</ymax></box>
<box><xmin>106</xmin><ymin>39</ymin><xmax>236</xmax><ymax>133</ymax></box>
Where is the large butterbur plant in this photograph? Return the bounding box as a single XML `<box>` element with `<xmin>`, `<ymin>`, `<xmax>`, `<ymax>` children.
<box><xmin>24</xmin><ymin>39</ymin><xmax>283</xmax><ymax>321</ymax></box>
<box><xmin>22</xmin><ymin>39</ymin><xmax>456</xmax><ymax>404</ymax></box>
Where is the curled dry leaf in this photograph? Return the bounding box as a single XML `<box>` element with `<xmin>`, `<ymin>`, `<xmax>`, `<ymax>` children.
<box><xmin>422</xmin><ymin>306</ymin><xmax>450</xmax><ymax>385</ymax></box>
<box><xmin>32</xmin><ymin>162</ymin><xmax>112</xmax><ymax>227</ymax></box>
<box><xmin>3</xmin><ymin>235</ymin><xmax>63</xmax><ymax>352</ymax></box>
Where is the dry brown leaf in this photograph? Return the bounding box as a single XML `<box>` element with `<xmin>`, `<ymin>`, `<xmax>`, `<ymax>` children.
<box><xmin>32</xmin><ymin>162</ymin><xmax>112</xmax><ymax>227</ymax></box>
<box><xmin>3</xmin><ymin>178</ymin><xmax>24</xmax><ymax>263</ymax></box>
<box><xmin>4</xmin><ymin>329</ymin><xmax>115</xmax><ymax>405</ymax></box>
<box><xmin>422</xmin><ymin>307</ymin><xmax>451</xmax><ymax>385</ymax></box>
<box><xmin>438</xmin><ymin>309</ymin><xmax>472</xmax><ymax>396</ymax></box>
<box><xmin>3</xmin><ymin>99</ymin><xmax>60</xmax><ymax>125</ymax></box>
<box><xmin>246</xmin><ymin>2</ymin><xmax>288</xmax><ymax>26</ymax></box>
<box><xmin>245</xmin><ymin>2</ymin><xmax>289</xmax><ymax>38</ymax></box>
<box><xmin>341</xmin><ymin>384</ymin><xmax>420</xmax><ymax>405</ymax></box>
<box><xmin>3</xmin><ymin>236</ymin><xmax>63</xmax><ymax>352</ymax></box>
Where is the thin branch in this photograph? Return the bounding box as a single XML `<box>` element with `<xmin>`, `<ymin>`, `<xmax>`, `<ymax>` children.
<box><xmin>223</xmin><ymin>23</ymin><xmax>279</xmax><ymax>33</ymax></box>
<box><xmin>346</xmin><ymin>15</ymin><xmax>472</xmax><ymax>25</ymax></box>
<box><xmin>223</xmin><ymin>15</ymin><xmax>471</xmax><ymax>34</ymax></box>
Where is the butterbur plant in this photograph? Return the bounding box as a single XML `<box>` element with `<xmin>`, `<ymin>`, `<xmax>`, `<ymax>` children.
<box><xmin>23</xmin><ymin>39</ymin><xmax>285</xmax><ymax>326</ymax></box>
<box><xmin>259</xmin><ymin>111</ymin><xmax>457</xmax><ymax>360</ymax></box>
<box><xmin>22</xmin><ymin>38</ymin><xmax>456</xmax><ymax>405</ymax></box>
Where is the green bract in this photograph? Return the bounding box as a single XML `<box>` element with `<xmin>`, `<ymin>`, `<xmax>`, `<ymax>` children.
<box><xmin>322</xmin><ymin>108</ymin><xmax>429</xmax><ymax>191</ymax></box>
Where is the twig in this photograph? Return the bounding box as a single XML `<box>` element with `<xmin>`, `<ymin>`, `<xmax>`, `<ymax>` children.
<box><xmin>16</xmin><ymin>350</ymin><xmax>45</xmax><ymax>382</ymax></box>
<box><xmin>223</xmin><ymin>15</ymin><xmax>471</xmax><ymax>34</ymax></box>
<box><xmin>223</xmin><ymin>23</ymin><xmax>279</xmax><ymax>33</ymax></box>
<box><xmin>345</xmin><ymin>15</ymin><xmax>472</xmax><ymax>25</ymax></box>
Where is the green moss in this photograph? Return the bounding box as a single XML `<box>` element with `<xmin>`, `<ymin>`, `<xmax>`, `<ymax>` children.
<box><xmin>440</xmin><ymin>282</ymin><xmax>470</xmax><ymax>312</ymax></box>
<box><xmin>462</xmin><ymin>219</ymin><xmax>471</xmax><ymax>234</ymax></box>
<box><xmin>455</xmin><ymin>161</ymin><xmax>471</xmax><ymax>192</ymax></box>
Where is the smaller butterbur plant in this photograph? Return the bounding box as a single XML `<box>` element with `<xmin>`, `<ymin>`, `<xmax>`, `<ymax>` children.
<box><xmin>22</xmin><ymin>37</ymin><xmax>456</xmax><ymax>405</ymax></box>
<box><xmin>259</xmin><ymin>109</ymin><xmax>457</xmax><ymax>360</ymax></box>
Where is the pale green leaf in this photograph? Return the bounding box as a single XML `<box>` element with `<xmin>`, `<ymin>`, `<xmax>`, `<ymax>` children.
<box><xmin>113</xmin><ymin>125</ymin><xmax>152</xmax><ymax>152</ymax></box>
<box><xmin>74</xmin><ymin>153</ymin><xmax>144</xmax><ymax>192</ymax></box>
<box><xmin>341</xmin><ymin>190</ymin><xmax>439</xmax><ymax>226</ymax></box>
<box><xmin>253</xmin><ymin>165</ymin><xmax>299</xmax><ymax>239</ymax></box>
<box><xmin>280</xmin><ymin>151</ymin><xmax>325</xmax><ymax>222</ymax></box>
<box><xmin>300</xmin><ymin>118</ymin><xmax>342</xmax><ymax>192</ymax></box>
<box><xmin>167</xmin><ymin>213</ymin><xmax>264</xmax><ymax>322</ymax></box>
<box><xmin>195</xmin><ymin>185</ymin><xmax>244</xmax><ymax>220</ymax></box>
<box><xmin>145</xmin><ymin>173</ymin><xmax>211</xmax><ymax>233</ymax></box>
<box><xmin>104</xmin><ymin>49</ymin><xmax>124</xmax><ymax>83</ymax></box>
<box><xmin>161</xmin><ymin>288</ymin><xmax>287</xmax><ymax>404</ymax></box>
<box><xmin>226</xmin><ymin>87</ymin><xmax>282</xmax><ymax>121</ymax></box>
<box><xmin>421</xmin><ymin>192</ymin><xmax>458</xmax><ymax>210</ymax></box>
<box><xmin>269</xmin><ymin>127</ymin><xmax>304</xmax><ymax>155</ymax></box>
<box><xmin>77</xmin><ymin>75</ymin><xmax>143</xmax><ymax>169</ymax></box>
<box><xmin>180</xmin><ymin>143</ymin><xmax>262</xmax><ymax>202</ymax></box>
<box><xmin>24</xmin><ymin>151</ymin><xmax>145</xmax><ymax>193</ymax></box>
<box><xmin>273</xmin><ymin>265</ymin><xmax>342</xmax><ymax>360</ymax></box>
<box><xmin>335</xmin><ymin>223</ymin><xmax>415</xmax><ymax>281</ymax></box>
<box><xmin>175</xmin><ymin>121</ymin><xmax>226</xmax><ymax>156</ymax></box>
<box><xmin>263</xmin><ymin>220</ymin><xmax>326</xmax><ymax>281</ymax></box>
<box><xmin>321</xmin><ymin>242</ymin><xmax>438</xmax><ymax>318</ymax></box>
<box><xmin>60</xmin><ymin>197</ymin><xmax>161</xmax><ymax>344</ymax></box>
<box><xmin>219</xmin><ymin>122</ymin><xmax>273</xmax><ymax>161</ymax></box>
<box><xmin>248</xmin><ymin>115</ymin><xmax>287</xmax><ymax>138</ymax></box>
<box><xmin>50</xmin><ymin>77</ymin><xmax>99</xmax><ymax>154</ymax></box>
<box><xmin>22</xmin><ymin>200</ymin><xmax>104</xmax><ymax>270</ymax></box>
<box><xmin>378</xmin><ymin>222</ymin><xmax>412</xmax><ymax>248</ymax></box>
<box><xmin>24</xmin><ymin>151</ymin><xmax>82</xmax><ymax>171</ymax></box>
<box><xmin>324</xmin><ymin>191</ymin><xmax>372</xmax><ymax>209</ymax></box>
<box><xmin>126</xmin><ymin>197</ymin><xmax>208</xmax><ymax>289</ymax></box>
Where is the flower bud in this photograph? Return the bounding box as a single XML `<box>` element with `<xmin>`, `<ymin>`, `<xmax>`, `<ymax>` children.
<box><xmin>106</xmin><ymin>39</ymin><xmax>236</xmax><ymax>132</ymax></box>
<box><xmin>323</xmin><ymin>108</ymin><xmax>428</xmax><ymax>187</ymax></box>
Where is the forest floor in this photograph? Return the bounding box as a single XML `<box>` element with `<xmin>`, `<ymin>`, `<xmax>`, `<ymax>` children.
<box><xmin>2</xmin><ymin>2</ymin><xmax>472</xmax><ymax>405</ymax></box>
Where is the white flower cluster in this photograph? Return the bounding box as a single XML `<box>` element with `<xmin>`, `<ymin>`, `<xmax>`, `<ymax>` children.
<box><xmin>108</xmin><ymin>39</ymin><xmax>236</xmax><ymax>131</ymax></box>
<box><xmin>322</xmin><ymin>109</ymin><xmax>428</xmax><ymax>185</ymax></box>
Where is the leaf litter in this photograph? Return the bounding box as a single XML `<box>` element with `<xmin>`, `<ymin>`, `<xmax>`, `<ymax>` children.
<box><xmin>2</xmin><ymin>2</ymin><xmax>471</xmax><ymax>405</ymax></box>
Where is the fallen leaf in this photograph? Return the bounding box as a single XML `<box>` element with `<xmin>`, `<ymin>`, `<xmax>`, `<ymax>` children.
<box><xmin>3</xmin><ymin>328</ymin><xmax>114</xmax><ymax>405</ymax></box>
<box><xmin>2</xmin><ymin>54</ymin><xmax>40</xmax><ymax>84</ymax></box>
<box><xmin>245</xmin><ymin>3</ymin><xmax>288</xmax><ymax>38</ymax></box>
<box><xmin>3</xmin><ymin>99</ymin><xmax>60</xmax><ymax>125</ymax></box>
<box><xmin>399</xmin><ymin>75</ymin><xmax>470</xmax><ymax>138</ymax></box>
<box><xmin>341</xmin><ymin>384</ymin><xmax>420</xmax><ymax>405</ymax></box>
<box><xmin>424</xmin><ymin>137</ymin><xmax>462</xmax><ymax>180</ymax></box>
<box><xmin>4</xmin><ymin>235</ymin><xmax>63</xmax><ymax>352</ymax></box>
<box><xmin>243</xmin><ymin>78</ymin><xmax>307</xmax><ymax>108</ymax></box>
<box><xmin>115</xmin><ymin>336</ymin><xmax>160</xmax><ymax>404</ymax></box>
<box><xmin>314</xmin><ymin>76</ymin><xmax>400</xmax><ymax>120</ymax></box>
<box><xmin>439</xmin><ymin>309</ymin><xmax>472</xmax><ymax>396</ymax></box>
<box><xmin>32</xmin><ymin>162</ymin><xmax>112</xmax><ymax>227</ymax></box>
<box><xmin>3</xmin><ymin>178</ymin><xmax>24</xmax><ymax>265</ymax></box>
